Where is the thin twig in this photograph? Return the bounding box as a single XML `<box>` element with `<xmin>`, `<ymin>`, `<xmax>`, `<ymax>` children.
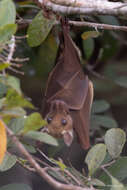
<box><xmin>101</xmin><ymin>160</ymin><xmax>116</xmax><ymax>168</ymax></box>
<box><xmin>6</xmin><ymin>36</ymin><xmax>15</xmax><ymax>63</ymax></box>
<box><xmin>37</xmin><ymin>148</ymin><xmax>58</xmax><ymax>165</ymax></box>
<box><xmin>15</xmin><ymin>35</ymin><xmax>27</xmax><ymax>39</ymax></box>
<box><xmin>68</xmin><ymin>20</ymin><xmax>127</xmax><ymax>32</ymax></box>
<box><xmin>44</xmin><ymin>166</ymin><xmax>70</xmax><ymax>184</ymax></box>
<box><xmin>38</xmin><ymin>150</ymin><xmax>83</xmax><ymax>185</ymax></box>
<box><xmin>11</xmin><ymin>58</ymin><xmax>29</xmax><ymax>62</ymax></box>
<box><xmin>101</xmin><ymin>166</ymin><xmax>112</xmax><ymax>178</ymax></box>
<box><xmin>64</xmin><ymin>169</ymin><xmax>83</xmax><ymax>186</ymax></box>
<box><xmin>8</xmin><ymin>66</ymin><xmax>24</xmax><ymax>75</ymax></box>
<box><xmin>5</xmin><ymin>124</ymin><xmax>93</xmax><ymax>190</ymax></box>
<box><xmin>17</xmin><ymin>158</ymin><xmax>36</xmax><ymax>172</ymax></box>
<box><xmin>32</xmin><ymin>155</ymin><xmax>50</xmax><ymax>167</ymax></box>
<box><xmin>54</xmin><ymin>20</ymin><xmax>127</xmax><ymax>32</ymax></box>
<box><xmin>16</xmin><ymin>14</ymin><xmax>127</xmax><ymax>33</ymax></box>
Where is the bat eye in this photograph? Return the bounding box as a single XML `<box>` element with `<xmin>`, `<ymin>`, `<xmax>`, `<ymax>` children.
<box><xmin>61</xmin><ymin>119</ymin><xmax>67</xmax><ymax>126</ymax></box>
<box><xmin>47</xmin><ymin>117</ymin><xmax>52</xmax><ymax>124</ymax></box>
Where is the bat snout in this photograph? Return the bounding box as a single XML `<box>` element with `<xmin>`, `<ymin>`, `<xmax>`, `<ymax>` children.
<box><xmin>62</xmin><ymin>129</ymin><xmax>74</xmax><ymax>146</ymax></box>
<box><xmin>43</xmin><ymin>123</ymin><xmax>62</xmax><ymax>138</ymax></box>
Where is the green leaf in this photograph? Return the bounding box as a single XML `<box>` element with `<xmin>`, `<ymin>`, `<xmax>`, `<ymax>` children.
<box><xmin>82</xmin><ymin>38</ymin><xmax>94</xmax><ymax>60</ymax></box>
<box><xmin>48</xmin><ymin>139</ymin><xmax>65</xmax><ymax>157</ymax></box>
<box><xmin>111</xmin><ymin>176</ymin><xmax>125</xmax><ymax>190</ymax></box>
<box><xmin>23</xmin><ymin>112</ymin><xmax>47</xmax><ymax>133</ymax></box>
<box><xmin>81</xmin><ymin>31</ymin><xmax>100</xmax><ymax>40</ymax></box>
<box><xmin>27</xmin><ymin>11</ymin><xmax>56</xmax><ymax>47</ymax></box>
<box><xmin>36</xmin><ymin>34</ymin><xmax>58</xmax><ymax>78</ymax></box>
<box><xmin>91</xmin><ymin>115</ymin><xmax>118</xmax><ymax>129</ymax></box>
<box><xmin>23</xmin><ymin>144</ymin><xmax>36</xmax><ymax>153</ymax></box>
<box><xmin>102</xmin><ymin>152</ymin><xmax>113</xmax><ymax>165</ymax></box>
<box><xmin>99</xmin><ymin>16</ymin><xmax>119</xmax><ymax>26</ymax></box>
<box><xmin>85</xmin><ymin>143</ymin><xmax>106</xmax><ymax>176</ymax></box>
<box><xmin>100</xmin><ymin>31</ymin><xmax>118</xmax><ymax>61</ymax></box>
<box><xmin>0</xmin><ymin>63</ymin><xmax>10</xmax><ymax>71</ymax></box>
<box><xmin>100</xmin><ymin>157</ymin><xmax>127</xmax><ymax>184</ymax></box>
<box><xmin>1</xmin><ymin>107</ymin><xmax>26</xmax><ymax>117</ymax></box>
<box><xmin>5</xmin><ymin>89</ymin><xmax>34</xmax><ymax>109</ymax></box>
<box><xmin>25</xmin><ymin>131</ymin><xmax>58</xmax><ymax>146</ymax></box>
<box><xmin>0</xmin><ymin>82</ymin><xmax>7</xmax><ymax>98</ymax></box>
<box><xmin>104</xmin><ymin>128</ymin><xmax>126</xmax><ymax>158</ymax></box>
<box><xmin>114</xmin><ymin>76</ymin><xmax>127</xmax><ymax>88</ymax></box>
<box><xmin>0</xmin><ymin>153</ymin><xmax>17</xmax><ymax>171</ymax></box>
<box><xmin>0</xmin><ymin>98</ymin><xmax>4</xmax><ymax>109</ymax></box>
<box><xmin>0</xmin><ymin>183</ymin><xmax>32</xmax><ymax>190</ymax></box>
<box><xmin>0</xmin><ymin>74</ymin><xmax>6</xmax><ymax>80</ymax></box>
<box><xmin>67</xmin><ymin>167</ymin><xmax>86</xmax><ymax>183</ymax></box>
<box><xmin>52</xmin><ymin>159</ymin><xmax>67</xmax><ymax>171</ymax></box>
<box><xmin>47</xmin><ymin>169</ymin><xmax>67</xmax><ymax>183</ymax></box>
<box><xmin>92</xmin><ymin>100</ymin><xmax>110</xmax><ymax>114</ymax></box>
<box><xmin>0</xmin><ymin>24</ymin><xmax>17</xmax><ymax>44</ymax></box>
<box><xmin>7</xmin><ymin>75</ymin><xmax>21</xmax><ymax>94</ymax></box>
<box><xmin>0</xmin><ymin>0</ymin><xmax>16</xmax><ymax>27</ymax></box>
<box><xmin>9</xmin><ymin>117</ymin><xmax>25</xmax><ymax>134</ymax></box>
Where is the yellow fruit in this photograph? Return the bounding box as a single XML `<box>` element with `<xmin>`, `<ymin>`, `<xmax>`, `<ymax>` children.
<box><xmin>0</xmin><ymin>119</ymin><xmax>7</xmax><ymax>164</ymax></box>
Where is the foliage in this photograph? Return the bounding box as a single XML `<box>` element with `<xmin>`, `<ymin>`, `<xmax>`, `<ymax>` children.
<box><xmin>0</xmin><ymin>0</ymin><xmax>127</xmax><ymax>190</ymax></box>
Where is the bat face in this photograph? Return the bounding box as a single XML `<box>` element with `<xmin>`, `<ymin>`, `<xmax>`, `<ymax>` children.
<box><xmin>43</xmin><ymin>109</ymin><xmax>74</xmax><ymax>146</ymax></box>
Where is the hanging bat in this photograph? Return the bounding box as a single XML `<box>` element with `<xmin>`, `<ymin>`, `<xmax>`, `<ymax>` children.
<box><xmin>42</xmin><ymin>20</ymin><xmax>93</xmax><ymax>149</ymax></box>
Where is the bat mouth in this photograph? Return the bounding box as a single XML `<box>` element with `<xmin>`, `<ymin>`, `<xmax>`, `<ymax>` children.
<box><xmin>61</xmin><ymin>130</ymin><xmax>73</xmax><ymax>136</ymax></box>
<box><xmin>61</xmin><ymin>130</ymin><xmax>74</xmax><ymax>146</ymax></box>
<box><xmin>41</xmin><ymin>126</ymin><xmax>62</xmax><ymax>138</ymax></box>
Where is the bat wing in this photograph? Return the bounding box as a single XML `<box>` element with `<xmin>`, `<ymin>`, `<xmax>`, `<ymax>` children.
<box><xmin>42</xmin><ymin>69</ymin><xmax>89</xmax><ymax>116</ymax></box>
<box><xmin>70</xmin><ymin>81</ymin><xmax>94</xmax><ymax>149</ymax></box>
<box><xmin>46</xmin><ymin>69</ymin><xmax>89</xmax><ymax>110</ymax></box>
<box><xmin>43</xmin><ymin>21</ymin><xmax>89</xmax><ymax>115</ymax></box>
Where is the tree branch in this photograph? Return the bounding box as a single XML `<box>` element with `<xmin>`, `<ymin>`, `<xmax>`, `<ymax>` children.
<box><xmin>5</xmin><ymin>125</ymin><xmax>95</xmax><ymax>190</ymax></box>
<box><xmin>37</xmin><ymin>0</ymin><xmax>127</xmax><ymax>16</ymax></box>
<box><xmin>68</xmin><ymin>20</ymin><xmax>127</xmax><ymax>32</ymax></box>
<box><xmin>16</xmin><ymin>17</ymin><xmax>127</xmax><ymax>32</ymax></box>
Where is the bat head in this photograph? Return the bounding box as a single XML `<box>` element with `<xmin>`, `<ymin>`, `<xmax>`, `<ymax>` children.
<box><xmin>43</xmin><ymin>110</ymin><xmax>74</xmax><ymax>146</ymax></box>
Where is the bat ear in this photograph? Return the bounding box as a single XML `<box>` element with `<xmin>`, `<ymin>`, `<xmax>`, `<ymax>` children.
<box><xmin>62</xmin><ymin>130</ymin><xmax>74</xmax><ymax>146</ymax></box>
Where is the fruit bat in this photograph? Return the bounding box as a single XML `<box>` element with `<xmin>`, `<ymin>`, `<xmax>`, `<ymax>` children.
<box><xmin>42</xmin><ymin>20</ymin><xmax>93</xmax><ymax>149</ymax></box>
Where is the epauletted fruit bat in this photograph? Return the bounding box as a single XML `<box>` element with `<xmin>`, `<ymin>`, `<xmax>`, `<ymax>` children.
<box><xmin>42</xmin><ymin>20</ymin><xmax>93</xmax><ymax>149</ymax></box>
